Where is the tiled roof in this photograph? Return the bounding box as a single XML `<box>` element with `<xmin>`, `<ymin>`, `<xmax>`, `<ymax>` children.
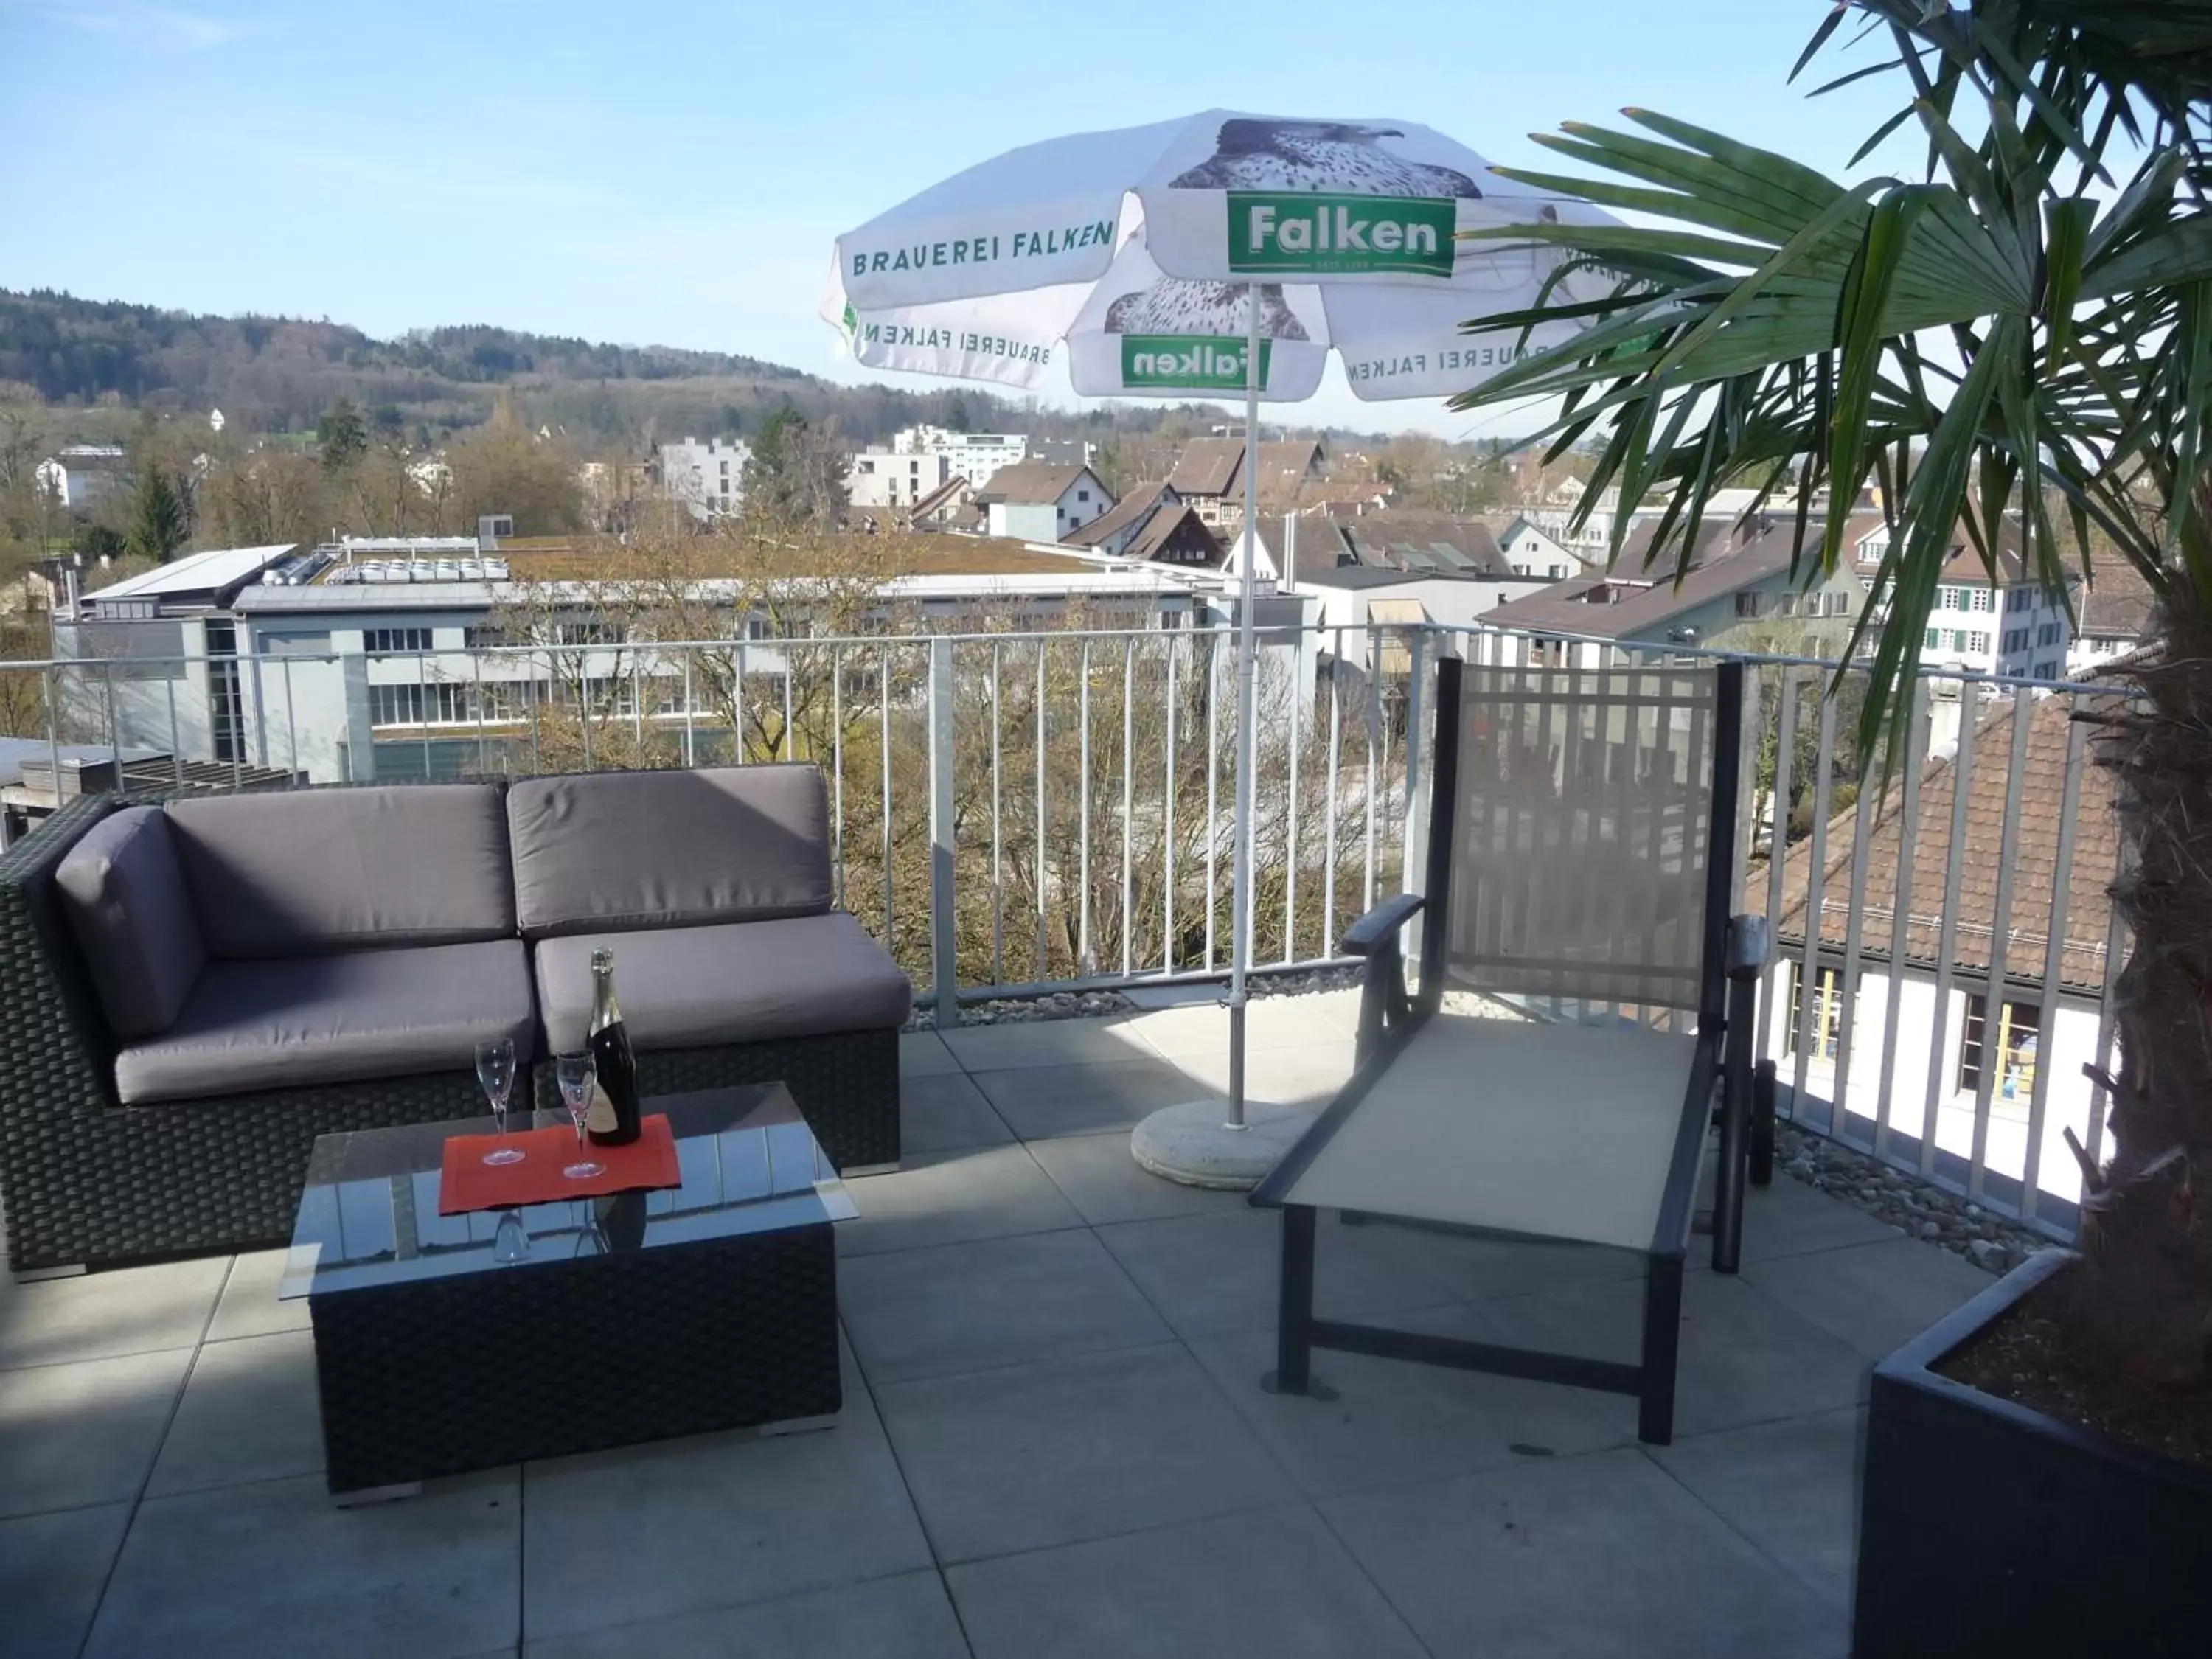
<box><xmin>972</xmin><ymin>462</ymin><xmax>1093</xmax><ymax>505</ymax></box>
<box><xmin>1123</xmin><ymin>503</ymin><xmax>1220</xmax><ymax>564</ymax></box>
<box><xmin>1485</xmin><ymin>515</ymin><xmax>1879</xmax><ymax>640</ymax></box>
<box><xmin>1774</xmin><ymin>695</ymin><xmax>2118</xmax><ymax>993</ymax></box>
<box><xmin>1062</xmin><ymin>482</ymin><xmax>1173</xmax><ymax>549</ymax></box>
<box><xmin>1327</xmin><ymin>509</ymin><xmax>1512</xmax><ymax>576</ymax></box>
<box><xmin>1166</xmin><ymin>438</ymin><xmax>1323</xmax><ymax>499</ymax></box>
<box><xmin>2077</xmin><ymin>552</ymin><xmax>2160</xmax><ymax>641</ymax></box>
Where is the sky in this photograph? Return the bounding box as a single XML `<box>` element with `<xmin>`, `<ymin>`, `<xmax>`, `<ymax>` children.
<box><xmin>0</xmin><ymin>0</ymin><xmax>1921</xmax><ymax>439</ymax></box>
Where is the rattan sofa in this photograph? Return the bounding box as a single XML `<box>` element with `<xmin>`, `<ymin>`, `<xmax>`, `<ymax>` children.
<box><xmin>0</xmin><ymin>765</ymin><xmax>909</xmax><ymax>1273</ymax></box>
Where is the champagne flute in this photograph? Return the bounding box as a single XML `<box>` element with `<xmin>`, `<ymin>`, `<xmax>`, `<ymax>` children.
<box><xmin>554</xmin><ymin>1051</ymin><xmax>603</xmax><ymax>1180</ymax></box>
<box><xmin>474</xmin><ymin>1038</ymin><xmax>523</xmax><ymax>1165</ymax></box>
<box><xmin>493</xmin><ymin>1208</ymin><xmax>530</xmax><ymax>1265</ymax></box>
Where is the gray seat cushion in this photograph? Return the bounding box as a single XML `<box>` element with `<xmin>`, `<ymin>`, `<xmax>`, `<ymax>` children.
<box><xmin>114</xmin><ymin>939</ymin><xmax>536</xmax><ymax>1105</ymax></box>
<box><xmin>532</xmin><ymin>914</ymin><xmax>911</xmax><ymax>1054</ymax></box>
<box><xmin>54</xmin><ymin>805</ymin><xmax>206</xmax><ymax>1038</ymax></box>
<box><xmin>507</xmin><ymin>765</ymin><xmax>832</xmax><ymax>939</ymax></box>
<box><xmin>165</xmin><ymin>785</ymin><xmax>516</xmax><ymax>959</ymax></box>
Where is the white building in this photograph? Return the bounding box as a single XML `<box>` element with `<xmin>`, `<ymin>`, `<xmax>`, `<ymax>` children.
<box><xmin>849</xmin><ymin>448</ymin><xmax>953</xmax><ymax>511</ymax></box>
<box><xmin>973</xmin><ymin>463</ymin><xmax>1113</xmax><ymax>543</ymax></box>
<box><xmin>658</xmin><ymin>437</ymin><xmax>752</xmax><ymax>521</ymax></box>
<box><xmin>1770</xmin><ymin>695</ymin><xmax>2113</xmax><ymax>1221</ymax></box>
<box><xmin>1854</xmin><ymin>519</ymin><xmax>2074</xmax><ymax>683</ymax></box>
<box><xmin>35</xmin><ymin>445</ymin><xmax>130</xmax><ymax>512</ymax></box>
<box><xmin>1495</xmin><ymin>515</ymin><xmax>1585</xmax><ymax>581</ymax></box>
<box><xmin>891</xmin><ymin>425</ymin><xmax>1027</xmax><ymax>486</ymax></box>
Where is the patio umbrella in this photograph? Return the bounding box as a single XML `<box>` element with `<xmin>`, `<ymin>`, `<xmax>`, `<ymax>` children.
<box><xmin>823</xmin><ymin>110</ymin><xmax>1614</xmax><ymax>1186</ymax></box>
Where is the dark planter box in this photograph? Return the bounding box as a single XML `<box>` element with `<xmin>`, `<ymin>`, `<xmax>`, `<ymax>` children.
<box><xmin>1854</xmin><ymin>1248</ymin><xmax>2212</xmax><ymax>1658</ymax></box>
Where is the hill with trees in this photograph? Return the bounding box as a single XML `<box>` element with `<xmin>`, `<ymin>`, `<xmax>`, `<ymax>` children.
<box><xmin>0</xmin><ymin>288</ymin><xmax>1220</xmax><ymax>451</ymax></box>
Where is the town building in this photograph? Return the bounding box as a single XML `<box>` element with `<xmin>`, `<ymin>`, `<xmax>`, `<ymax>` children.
<box><xmin>1166</xmin><ymin>438</ymin><xmax>1327</xmax><ymax>527</ymax></box>
<box><xmin>1060</xmin><ymin>484</ymin><xmax>1186</xmax><ymax>558</ymax></box>
<box><xmin>656</xmin><ymin>437</ymin><xmax>751</xmax><ymax>521</ymax></box>
<box><xmin>849</xmin><ymin>448</ymin><xmax>952</xmax><ymax>511</ymax></box>
<box><xmin>889</xmin><ymin>425</ymin><xmax>1029</xmax><ymax>485</ymax></box>
<box><xmin>2067</xmin><ymin>552</ymin><xmax>2156</xmax><ymax>675</ymax></box>
<box><xmin>1852</xmin><ymin>518</ymin><xmax>2075</xmax><ymax>684</ymax></box>
<box><xmin>1494</xmin><ymin>514</ymin><xmax>1586</xmax><ymax>580</ymax></box>
<box><xmin>972</xmin><ymin>463</ymin><xmax>1113</xmax><ymax>543</ymax></box>
<box><xmin>1481</xmin><ymin>514</ymin><xmax>1883</xmax><ymax>667</ymax></box>
<box><xmin>34</xmin><ymin>445</ymin><xmax>130</xmax><ymax>513</ymax></box>
<box><xmin>1771</xmin><ymin>694</ymin><xmax>2112</xmax><ymax>1214</ymax></box>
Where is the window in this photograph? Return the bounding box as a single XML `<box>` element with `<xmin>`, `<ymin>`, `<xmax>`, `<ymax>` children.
<box><xmin>1968</xmin><ymin>632</ymin><xmax>1990</xmax><ymax>653</ymax></box>
<box><xmin>1937</xmin><ymin>586</ymin><xmax>1961</xmax><ymax>611</ymax></box>
<box><xmin>554</xmin><ymin>620</ymin><xmax>622</xmax><ymax>646</ymax></box>
<box><xmin>366</xmin><ymin>627</ymin><xmax>434</xmax><ymax>654</ymax></box>
<box><xmin>1549</xmin><ymin>564</ymin><xmax>1567</xmax><ymax>579</ymax></box>
<box><xmin>1735</xmin><ymin>593</ymin><xmax>1764</xmax><ymax>619</ymax></box>
<box><xmin>2037</xmin><ymin>622</ymin><xmax>2061</xmax><ymax>647</ymax></box>
<box><xmin>464</xmin><ymin>625</ymin><xmax>518</xmax><ymax>650</ymax></box>
<box><xmin>2037</xmin><ymin>659</ymin><xmax>2059</xmax><ymax>680</ymax></box>
<box><xmin>1971</xmin><ymin>588</ymin><xmax>1994</xmax><ymax>613</ymax></box>
<box><xmin>1829</xmin><ymin>592</ymin><xmax>1853</xmax><ymax>618</ymax></box>
<box><xmin>1077</xmin><ymin>489</ymin><xmax>1090</xmax><ymax>503</ymax></box>
<box><xmin>1775</xmin><ymin>594</ymin><xmax>1798</xmax><ymax>618</ymax></box>
<box><xmin>1959</xmin><ymin>993</ymin><xmax>2039</xmax><ymax>1101</ymax></box>
<box><xmin>1925</xmin><ymin>627</ymin><xmax>1941</xmax><ymax>650</ymax></box>
<box><xmin>1786</xmin><ymin>965</ymin><xmax>1850</xmax><ymax>1062</ymax></box>
<box><xmin>369</xmin><ymin>681</ymin><xmax>476</xmax><ymax>728</ymax></box>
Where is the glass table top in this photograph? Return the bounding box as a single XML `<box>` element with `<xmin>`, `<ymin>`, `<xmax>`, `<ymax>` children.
<box><xmin>280</xmin><ymin>1083</ymin><xmax>856</xmax><ymax>1300</ymax></box>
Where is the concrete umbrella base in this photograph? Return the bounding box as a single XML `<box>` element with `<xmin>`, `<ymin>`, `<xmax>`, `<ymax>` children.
<box><xmin>1130</xmin><ymin>1098</ymin><xmax>1309</xmax><ymax>1192</ymax></box>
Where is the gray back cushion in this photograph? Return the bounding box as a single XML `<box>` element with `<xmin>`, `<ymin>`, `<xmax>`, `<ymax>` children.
<box><xmin>507</xmin><ymin>764</ymin><xmax>832</xmax><ymax>939</ymax></box>
<box><xmin>55</xmin><ymin>805</ymin><xmax>207</xmax><ymax>1038</ymax></box>
<box><xmin>165</xmin><ymin>785</ymin><xmax>517</xmax><ymax>959</ymax></box>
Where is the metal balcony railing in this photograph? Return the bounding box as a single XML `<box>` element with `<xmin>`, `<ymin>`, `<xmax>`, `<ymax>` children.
<box><xmin>4</xmin><ymin>619</ymin><xmax>2126</xmax><ymax>1242</ymax></box>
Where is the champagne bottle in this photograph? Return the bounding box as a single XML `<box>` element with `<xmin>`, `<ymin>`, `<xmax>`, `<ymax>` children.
<box><xmin>585</xmin><ymin>947</ymin><xmax>641</xmax><ymax>1147</ymax></box>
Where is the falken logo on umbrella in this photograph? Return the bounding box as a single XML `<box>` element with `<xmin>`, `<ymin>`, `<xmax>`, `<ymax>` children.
<box><xmin>1228</xmin><ymin>192</ymin><xmax>1455</xmax><ymax>277</ymax></box>
<box><xmin>1120</xmin><ymin>335</ymin><xmax>1272</xmax><ymax>390</ymax></box>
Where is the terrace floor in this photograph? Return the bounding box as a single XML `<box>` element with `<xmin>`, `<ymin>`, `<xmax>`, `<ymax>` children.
<box><xmin>1</xmin><ymin>990</ymin><xmax>2002</xmax><ymax>1659</ymax></box>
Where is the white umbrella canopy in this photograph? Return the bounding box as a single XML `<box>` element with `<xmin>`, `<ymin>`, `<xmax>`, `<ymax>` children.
<box><xmin>821</xmin><ymin>110</ymin><xmax>1614</xmax><ymax>402</ymax></box>
<box><xmin>824</xmin><ymin>110</ymin><xmax>1615</xmax><ymax>1186</ymax></box>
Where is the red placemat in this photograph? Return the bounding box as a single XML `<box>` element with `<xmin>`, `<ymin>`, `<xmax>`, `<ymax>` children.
<box><xmin>439</xmin><ymin>1114</ymin><xmax>681</xmax><ymax>1215</ymax></box>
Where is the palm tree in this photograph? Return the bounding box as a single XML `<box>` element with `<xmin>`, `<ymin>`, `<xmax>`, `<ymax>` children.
<box><xmin>1458</xmin><ymin>0</ymin><xmax>2212</xmax><ymax>1388</ymax></box>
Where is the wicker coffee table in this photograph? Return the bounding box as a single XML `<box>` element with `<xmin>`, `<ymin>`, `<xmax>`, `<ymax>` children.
<box><xmin>280</xmin><ymin>1082</ymin><xmax>855</xmax><ymax>1498</ymax></box>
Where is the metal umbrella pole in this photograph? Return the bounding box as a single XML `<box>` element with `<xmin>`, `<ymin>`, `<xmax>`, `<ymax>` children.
<box><xmin>1225</xmin><ymin>282</ymin><xmax>1262</xmax><ymax>1131</ymax></box>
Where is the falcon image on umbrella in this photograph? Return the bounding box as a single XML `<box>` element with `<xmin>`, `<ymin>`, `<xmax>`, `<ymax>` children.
<box><xmin>1103</xmin><ymin>278</ymin><xmax>1309</xmax><ymax>340</ymax></box>
<box><xmin>1168</xmin><ymin>118</ymin><xmax>1484</xmax><ymax>197</ymax></box>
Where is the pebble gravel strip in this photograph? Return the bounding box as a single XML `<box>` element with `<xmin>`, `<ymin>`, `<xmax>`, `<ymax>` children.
<box><xmin>1775</xmin><ymin>1120</ymin><xmax>2060</xmax><ymax>1274</ymax></box>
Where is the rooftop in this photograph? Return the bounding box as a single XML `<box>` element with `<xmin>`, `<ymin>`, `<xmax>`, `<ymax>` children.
<box><xmin>1167</xmin><ymin>438</ymin><xmax>1325</xmax><ymax>501</ymax></box>
<box><xmin>1777</xmin><ymin>695</ymin><xmax>2119</xmax><ymax>993</ymax></box>
<box><xmin>1</xmin><ymin>990</ymin><xmax>1994</xmax><ymax>1658</ymax></box>
<box><xmin>1486</xmin><ymin>515</ymin><xmax>1883</xmax><ymax>641</ymax></box>
<box><xmin>83</xmin><ymin>543</ymin><xmax>299</xmax><ymax>608</ymax></box>
<box><xmin>970</xmin><ymin>462</ymin><xmax>1096</xmax><ymax>506</ymax></box>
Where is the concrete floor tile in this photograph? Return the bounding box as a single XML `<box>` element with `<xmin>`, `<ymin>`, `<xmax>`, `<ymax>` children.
<box><xmin>0</xmin><ymin>1348</ymin><xmax>190</xmax><ymax>1520</ymax></box>
<box><xmin>1123</xmin><ymin>992</ymin><xmax>1362</xmax><ymax>1059</ymax></box>
<box><xmin>147</xmin><ymin>1331</ymin><xmax>324</xmax><ymax>1498</ymax></box>
<box><xmin>1188</xmin><ymin>1307</ymin><xmax>1626</xmax><ymax>1499</ymax></box>
<box><xmin>0</xmin><ymin>1256</ymin><xmax>228</xmax><ymax>1372</ymax></box>
<box><xmin>1743</xmin><ymin>1236</ymin><xmax>1996</xmax><ymax>1360</ymax></box>
<box><xmin>900</xmin><ymin>1070</ymin><xmax>1015</xmax><ymax>1155</ymax></box>
<box><xmin>1387</xmin><ymin>1222</ymin><xmax>1649</xmax><ymax>1302</ymax></box>
<box><xmin>1322</xmin><ymin>1446</ymin><xmax>1847</xmax><ymax>1659</ymax></box>
<box><xmin>1160</xmin><ymin>1040</ymin><xmax>1357</xmax><ymax>1111</ymax></box>
<box><xmin>1095</xmin><ymin>1208</ymin><xmax>1459</xmax><ymax>1340</ymax></box>
<box><xmin>875</xmin><ymin>1343</ymin><xmax>1293</xmax><ymax>1564</ymax></box>
<box><xmin>949</xmin><ymin>1503</ymin><xmax>1425</xmax><ymax>1659</ymax></box>
<box><xmin>971</xmin><ymin>1056</ymin><xmax>1196</xmax><ymax>1141</ymax></box>
<box><xmin>1652</xmin><ymin>1406</ymin><xmax>1865</xmax><ymax>1608</ymax></box>
<box><xmin>1735</xmin><ymin>1173</ymin><xmax>1907</xmax><ymax>1262</ymax></box>
<box><xmin>524</xmin><ymin>1570</ymin><xmax>970</xmax><ymax>1659</ymax></box>
<box><xmin>1478</xmin><ymin>1270</ymin><xmax>1871</xmax><ymax>1440</ymax></box>
<box><xmin>0</xmin><ymin>1502</ymin><xmax>130</xmax><ymax>1659</ymax></box>
<box><xmin>523</xmin><ymin>1343</ymin><xmax>928</xmax><ymax>1639</ymax></box>
<box><xmin>899</xmin><ymin>1029</ymin><xmax>964</xmax><ymax>1078</ymax></box>
<box><xmin>204</xmin><ymin>1250</ymin><xmax>313</xmax><ymax>1343</ymax></box>
<box><xmin>942</xmin><ymin>1018</ymin><xmax>1157</xmax><ymax>1072</ymax></box>
<box><xmin>837</xmin><ymin>1145</ymin><xmax>1081</xmax><ymax>1258</ymax></box>
<box><xmin>86</xmin><ymin>1470</ymin><xmax>520</xmax><ymax>1659</ymax></box>
<box><xmin>1026</xmin><ymin>1131</ymin><xmax>1251</xmax><ymax>1226</ymax></box>
<box><xmin>841</xmin><ymin>1228</ymin><xmax>1169</xmax><ymax>1385</ymax></box>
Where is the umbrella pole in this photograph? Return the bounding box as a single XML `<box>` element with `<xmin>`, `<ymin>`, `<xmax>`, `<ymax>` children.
<box><xmin>1129</xmin><ymin>282</ymin><xmax>1305</xmax><ymax>1189</ymax></box>
<box><xmin>1226</xmin><ymin>282</ymin><xmax>1262</xmax><ymax>1130</ymax></box>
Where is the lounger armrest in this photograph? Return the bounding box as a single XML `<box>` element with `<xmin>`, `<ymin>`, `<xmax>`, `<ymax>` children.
<box><xmin>1340</xmin><ymin>893</ymin><xmax>1425</xmax><ymax>957</ymax></box>
<box><xmin>1725</xmin><ymin>914</ymin><xmax>1770</xmax><ymax>981</ymax></box>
